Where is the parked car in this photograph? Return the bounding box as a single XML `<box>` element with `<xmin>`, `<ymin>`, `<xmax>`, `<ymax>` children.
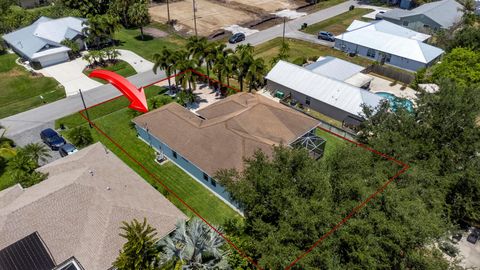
<box><xmin>318</xmin><ymin>31</ymin><xmax>335</xmax><ymax>42</ymax></box>
<box><xmin>229</xmin><ymin>32</ymin><xmax>246</xmax><ymax>44</ymax></box>
<box><xmin>59</xmin><ymin>143</ymin><xmax>78</xmax><ymax>157</ymax></box>
<box><xmin>40</xmin><ymin>128</ymin><xmax>66</xmax><ymax>150</ymax></box>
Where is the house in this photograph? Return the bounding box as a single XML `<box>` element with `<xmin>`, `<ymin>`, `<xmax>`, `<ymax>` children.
<box><xmin>265</xmin><ymin>60</ymin><xmax>384</xmax><ymax>126</ymax></box>
<box><xmin>377</xmin><ymin>0</ymin><xmax>464</xmax><ymax>31</ymax></box>
<box><xmin>0</xmin><ymin>143</ymin><xmax>187</xmax><ymax>270</ymax></box>
<box><xmin>133</xmin><ymin>93</ymin><xmax>322</xmax><ymax>211</ymax></box>
<box><xmin>304</xmin><ymin>56</ymin><xmax>373</xmax><ymax>89</ymax></box>
<box><xmin>334</xmin><ymin>20</ymin><xmax>444</xmax><ymax>71</ymax></box>
<box><xmin>2</xmin><ymin>16</ymin><xmax>87</xmax><ymax>68</ymax></box>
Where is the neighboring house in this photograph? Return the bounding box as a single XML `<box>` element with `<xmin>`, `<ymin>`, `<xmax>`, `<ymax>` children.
<box><xmin>334</xmin><ymin>20</ymin><xmax>444</xmax><ymax>71</ymax></box>
<box><xmin>266</xmin><ymin>60</ymin><xmax>384</xmax><ymax>127</ymax></box>
<box><xmin>377</xmin><ymin>0</ymin><xmax>464</xmax><ymax>31</ymax></box>
<box><xmin>0</xmin><ymin>143</ymin><xmax>187</xmax><ymax>270</ymax></box>
<box><xmin>133</xmin><ymin>93</ymin><xmax>322</xmax><ymax>212</ymax></box>
<box><xmin>2</xmin><ymin>16</ymin><xmax>87</xmax><ymax>68</ymax></box>
<box><xmin>304</xmin><ymin>56</ymin><xmax>373</xmax><ymax>89</ymax></box>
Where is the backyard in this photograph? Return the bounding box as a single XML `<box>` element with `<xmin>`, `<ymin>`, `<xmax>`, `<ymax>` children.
<box><xmin>0</xmin><ymin>53</ymin><xmax>65</xmax><ymax>119</ymax></box>
<box><xmin>254</xmin><ymin>37</ymin><xmax>373</xmax><ymax>67</ymax></box>
<box><xmin>55</xmin><ymin>85</ymin><xmax>241</xmax><ymax>225</ymax></box>
<box><xmin>303</xmin><ymin>8</ymin><xmax>373</xmax><ymax>35</ymax></box>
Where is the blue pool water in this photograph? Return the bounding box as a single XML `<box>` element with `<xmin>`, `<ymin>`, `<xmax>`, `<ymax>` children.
<box><xmin>376</xmin><ymin>92</ymin><xmax>414</xmax><ymax>113</ymax></box>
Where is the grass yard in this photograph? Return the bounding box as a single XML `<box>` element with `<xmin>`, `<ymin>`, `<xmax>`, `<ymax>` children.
<box><xmin>56</xmin><ymin>86</ymin><xmax>242</xmax><ymax>225</ymax></box>
<box><xmin>83</xmin><ymin>60</ymin><xmax>137</xmax><ymax>83</ymax></box>
<box><xmin>254</xmin><ymin>37</ymin><xmax>373</xmax><ymax>68</ymax></box>
<box><xmin>303</xmin><ymin>8</ymin><xmax>373</xmax><ymax>35</ymax></box>
<box><xmin>115</xmin><ymin>24</ymin><xmax>187</xmax><ymax>61</ymax></box>
<box><xmin>0</xmin><ymin>53</ymin><xmax>65</xmax><ymax>119</ymax></box>
<box><xmin>316</xmin><ymin>128</ymin><xmax>347</xmax><ymax>159</ymax></box>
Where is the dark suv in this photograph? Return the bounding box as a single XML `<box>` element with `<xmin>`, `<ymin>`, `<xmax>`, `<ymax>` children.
<box><xmin>40</xmin><ymin>128</ymin><xmax>66</xmax><ymax>150</ymax></box>
<box><xmin>318</xmin><ymin>31</ymin><xmax>335</xmax><ymax>42</ymax></box>
<box><xmin>229</xmin><ymin>33</ymin><xmax>246</xmax><ymax>44</ymax></box>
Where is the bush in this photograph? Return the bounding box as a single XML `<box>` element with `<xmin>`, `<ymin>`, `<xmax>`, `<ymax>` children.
<box><xmin>292</xmin><ymin>56</ymin><xmax>307</xmax><ymax>66</ymax></box>
<box><xmin>439</xmin><ymin>242</ymin><xmax>459</xmax><ymax>257</ymax></box>
<box><xmin>69</xmin><ymin>126</ymin><xmax>94</xmax><ymax>148</ymax></box>
<box><xmin>349</xmin><ymin>5</ymin><xmax>355</xmax><ymax>11</ymax></box>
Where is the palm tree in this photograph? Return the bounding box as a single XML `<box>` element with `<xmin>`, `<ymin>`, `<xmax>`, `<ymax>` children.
<box><xmin>158</xmin><ymin>218</ymin><xmax>227</xmax><ymax>269</ymax></box>
<box><xmin>225</xmin><ymin>53</ymin><xmax>239</xmax><ymax>87</ymax></box>
<box><xmin>460</xmin><ymin>0</ymin><xmax>476</xmax><ymax>25</ymax></box>
<box><xmin>22</xmin><ymin>143</ymin><xmax>51</xmax><ymax>164</ymax></box>
<box><xmin>113</xmin><ymin>218</ymin><xmax>160</xmax><ymax>270</ymax></box>
<box><xmin>153</xmin><ymin>48</ymin><xmax>177</xmax><ymax>90</ymax></box>
<box><xmin>235</xmin><ymin>44</ymin><xmax>255</xmax><ymax>92</ymax></box>
<box><xmin>128</xmin><ymin>0</ymin><xmax>150</xmax><ymax>40</ymax></box>
<box><xmin>246</xmin><ymin>58</ymin><xmax>267</xmax><ymax>92</ymax></box>
<box><xmin>212</xmin><ymin>44</ymin><xmax>233</xmax><ymax>85</ymax></box>
<box><xmin>69</xmin><ymin>126</ymin><xmax>93</xmax><ymax>148</ymax></box>
<box><xmin>174</xmin><ymin>51</ymin><xmax>198</xmax><ymax>92</ymax></box>
<box><xmin>7</xmin><ymin>151</ymin><xmax>37</xmax><ymax>173</ymax></box>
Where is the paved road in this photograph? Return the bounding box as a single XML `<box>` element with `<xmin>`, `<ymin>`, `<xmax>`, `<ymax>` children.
<box><xmin>0</xmin><ymin>70</ymin><xmax>166</xmax><ymax>137</ymax></box>
<box><xmin>227</xmin><ymin>0</ymin><xmax>356</xmax><ymax>49</ymax></box>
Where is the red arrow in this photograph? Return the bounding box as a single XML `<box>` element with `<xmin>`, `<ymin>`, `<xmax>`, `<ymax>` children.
<box><xmin>89</xmin><ymin>70</ymin><xmax>149</xmax><ymax>113</ymax></box>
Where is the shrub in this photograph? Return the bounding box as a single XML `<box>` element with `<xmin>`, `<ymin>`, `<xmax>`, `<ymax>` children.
<box><xmin>69</xmin><ymin>126</ymin><xmax>94</xmax><ymax>148</ymax></box>
<box><xmin>349</xmin><ymin>5</ymin><xmax>355</xmax><ymax>11</ymax></box>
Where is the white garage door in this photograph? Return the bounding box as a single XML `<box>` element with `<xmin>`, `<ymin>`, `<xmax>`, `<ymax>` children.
<box><xmin>37</xmin><ymin>52</ymin><xmax>70</xmax><ymax>68</ymax></box>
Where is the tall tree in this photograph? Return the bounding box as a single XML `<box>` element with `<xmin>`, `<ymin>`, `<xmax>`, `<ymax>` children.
<box><xmin>153</xmin><ymin>47</ymin><xmax>177</xmax><ymax>89</ymax></box>
<box><xmin>174</xmin><ymin>51</ymin><xmax>198</xmax><ymax>92</ymax></box>
<box><xmin>159</xmin><ymin>218</ymin><xmax>227</xmax><ymax>269</ymax></box>
<box><xmin>113</xmin><ymin>218</ymin><xmax>160</xmax><ymax>270</ymax></box>
<box><xmin>83</xmin><ymin>14</ymin><xmax>120</xmax><ymax>48</ymax></box>
<box><xmin>245</xmin><ymin>58</ymin><xmax>266</xmax><ymax>92</ymax></box>
<box><xmin>22</xmin><ymin>143</ymin><xmax>51</xmax><ymax>164</ymax></box>
<box><xmin>235</xmin><ymin>44</ymin><xmax>254</xmax><ymax>92</ymax></box>
<box><xmin>212</xmin><ymin>43</ymin><xmax>233</xmax><ymax>85</ymax></box>
<box><xmin>127</xmin><ymin>0</ymin><xmax>150</xmax><ymax>40</ymax></box>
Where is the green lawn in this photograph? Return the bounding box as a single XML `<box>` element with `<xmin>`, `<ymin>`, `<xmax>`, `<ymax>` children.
<box><xmin>303</xmin><ymin>8</ymin><xmax>373</xmax><ymax>35</ymax></box>
<box><xmin>0</xmin><ymin>53</ymin><xmax>65</xmax><ymax>119</ymax></box>
<box><xmin>56</xmin><ymin>86</ymin><xmax>242</xmax><ymax>225</ymax></box>
<box><xmin>316</xmin><ymin>128</ymin><xmax>347</xmax><ymax>158</ymax></box>
<box><xmin>83</xmin><ymin>60</ymin><xmax>137</xmax><ymax>83</ymax></box>
<box><xmin>115</xmin><ymin>25</ymin><xmax>187</xmax><ymax>61</ymax></box>
<box><xmin>254</xmin><ymin>37</ymin><xmax>373</xmax><ymax>68</ymax></box>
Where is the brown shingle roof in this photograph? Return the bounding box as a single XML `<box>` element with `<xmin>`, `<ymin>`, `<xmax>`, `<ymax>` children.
<box><xmin>0</xmin><ymin>143</ymin><xmax>187</xmax><ymax>270</ymax></box>
<box><xmin>133</xmin><ymin>93</ymin><xmax>319</xmax><ymax>177</ymax></box>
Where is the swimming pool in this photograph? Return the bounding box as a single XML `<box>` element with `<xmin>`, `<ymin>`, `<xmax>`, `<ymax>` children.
<box><xmin>376</xmin><ymin>92</ymin><xmax>414</xmax><ymax>112</ymax></box>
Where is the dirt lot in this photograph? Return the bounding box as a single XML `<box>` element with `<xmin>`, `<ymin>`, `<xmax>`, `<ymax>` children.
<box><xmin>149</xmin><ymin>0</ymin><xmax>302</xmax><ymax>36</ymax></box>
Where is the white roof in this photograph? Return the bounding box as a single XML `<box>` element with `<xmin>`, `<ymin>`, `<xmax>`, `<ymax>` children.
<box><xmin>305</xmin><ymin>56</ymin><xmax>365</xmax><ymax>81</ymax></box>
<box><xmin>344</xmin><ymin>73</ymin><xmax>374</xmax><ymax>88</ymax></box>
<box><xmin>266</xmin><ymin>61</ymin><xmax>384</xmax><ymax>118</ymax></box>
<box><xmin>337</xmin><ymin>20</ymin><xmax>444</xmax><ymax>63</ymax></box>
<box><xmin>31</xmin><ymin>46</ymin><xmax>70</xmax><ymax>59</ymax></box>
<box><xmin>33</xmin><ymin>17</ymin><xmax>85</xmax><ymax>43</ymax></box>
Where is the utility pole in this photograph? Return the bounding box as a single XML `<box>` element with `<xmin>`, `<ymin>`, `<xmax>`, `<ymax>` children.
<box><xmin>193</xmin><ymin>0</ymin><xmax>198</xmax><ymax>36</ymax></box>
<box><xmin>282</xmin><ymin>17</ymin><xmax>286</xmax><ymax>44</ymax></box>
<box><xmin>79</xmin><ymin>89</ymin><xmax>92</xmax><ymax>128</ymax></box>
<box><xmin>166</xmin><ymin>0</ymin><xmax>171</xmax><ymax>25</ymax></box>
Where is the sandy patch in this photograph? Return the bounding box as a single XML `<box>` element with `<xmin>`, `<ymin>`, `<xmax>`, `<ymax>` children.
<box><xmin>273</xmin><ymin>9</ymin><xmax>306</xmax><ymax>19</ymax></box>
<box><xmin>143</xmin><ymin>27</ymin><xmax>168</xmax><ymax>38</ymax></box>
<box><xmin>228</xmin><ymin>0</ymin><xmax>299</xmax><ymax>13</ymax></box>
<box><xmin>149</xmin><ymin>0</ymin><xmax>257</xmax><ymax>36</ymax></box>
<box><xmin>223</xmin><ymin>25</ymin><xmax>259</xmax><ymax>36</ymax></box>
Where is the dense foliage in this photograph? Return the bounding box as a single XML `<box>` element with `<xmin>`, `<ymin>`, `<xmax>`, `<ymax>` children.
<box><xmin>216</xmin><ymin>77</ymin><xmax>480</xmax><ymax>269</ymax></box>
<box><xmin>431</xmin><ymin>48</ymin><xmax>480</xmax><ymax>86</ymax></box>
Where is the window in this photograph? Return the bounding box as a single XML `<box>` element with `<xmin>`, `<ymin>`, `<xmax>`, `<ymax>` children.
<box><xmin>211</xmin><ymin>179</ymin><xmax>217</xmax><ymax>187</ymax></box>
<box><xmin>385</xmin><ymin>53</ymin><xmax>392</xmax><ymax>63</ymax></box>
<box><xmin>367</xmin><ymin>48</ymin><xmax>376</xmax><ymax>58</ymax></box>
<box><xmin>423</xmin><ymin>24</ymin><xmax>430</xmax><ymax>28</ymax></box>
<box><xmin>172</xmin><ymin>150</ymin><xmax>177</xmax><ymax>159</ymax></box>
<box><xmin>203</xmin><ymin>173</ymin><xmax>209</xmax><ymax>181</ymax></box>
<box><xmin>305</xmin><ymin>96</ymin><xmax>311</xmax><ymax>105</ymax></box>
<box><xmin>402</xmin><ymin>21</ymin><xmax>409</xmax><ymax>26</ymax></box>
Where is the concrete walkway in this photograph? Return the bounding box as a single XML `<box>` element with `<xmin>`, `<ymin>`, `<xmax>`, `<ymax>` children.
<box><xmin>117</xmin><ymin>49</ymin><xmax>154</xmax><ymax>73</ymax></box>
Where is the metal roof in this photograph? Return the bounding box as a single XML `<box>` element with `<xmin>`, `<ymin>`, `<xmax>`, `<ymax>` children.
<box><xmin>0</xmin><ymin>232</ymin><xmax>55</xmax><ymax>270</ymax></box>
<box><xmin>2</xmin><ymin>17</ymin><xmax>85</xmax><ymax>59</ymax></box>
<box><xmin>346</xmin><ymin>20</ymin><xmax>431</xmax><ymax>41</ymax></box>
<box><xmin>305</xmin><ymin>56</ymin><xmax>365</xmax><ymax>81</ymax></box>
<box><xmin>336</xmin><ymin>20</ymin><xmax>444</xmax><ymax>63</ymax></box>
<box><xmin>266</xmin><ymin>60</ymin><xmax>384</xmax><ymax>117</ymax></box>
<box><xmin>380</xmin><ymin>0</ymin><xmax>464</xmax><ymax>28</ymax></box>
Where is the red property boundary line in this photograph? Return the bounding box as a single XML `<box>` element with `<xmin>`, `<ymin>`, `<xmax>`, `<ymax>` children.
<box><xmin>78</xmin><ymin>69</ymin><xmax>410</xmax><ymax>270</ymax></box>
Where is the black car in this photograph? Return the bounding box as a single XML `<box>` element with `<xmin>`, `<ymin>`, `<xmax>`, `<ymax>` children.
<box><xmin>229</xmin><ymin>33</ymin><xmax>245</xmax><ymax>44</ymax></box>
<box><xmin>59</xmin><ymin>143</ymin><xmax>78</xmax><ymax>157</ymax></box>
<box><xmin>40</xmin><ymin>128</ymin><xmax>66</xmax><ymax>150</ymax></box>
<box><xmin>318</xmin><ymin>31</ymin><xmax>335</xmax><ymax>42</ymax></box>
<box><xmin>467</xmin><ymin>232</ymin><xmax>479</xmax><ymax>244</ymax></box>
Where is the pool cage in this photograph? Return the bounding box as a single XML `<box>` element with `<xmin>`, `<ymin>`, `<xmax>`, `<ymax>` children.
<box><xmin>291</xmin><ymin>129</ymin><xmax>326</xmax><ymax>160</ymax></box>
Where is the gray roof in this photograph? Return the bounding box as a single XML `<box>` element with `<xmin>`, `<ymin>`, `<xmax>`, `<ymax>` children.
<box><xmin>305</xmin><ymin>56</ymin><xmax>365</xmax><ymax>81</ymax></box>
<box><xmin>381</xmin><ymin>0</ymin><xmax>464</xmax><ymax>28</ymax></box>
<box><xmin>0</xmin><ymin>143</ymin><xmax>187</xmax><ymax>270</ymax></box>
<box><xmin>266</xmin><ymin>60</ymin><xmax>384</xmax><ymax>118</ymax></box>
<box><xmin>2</xmin><ymin>17</ymin><xmax>86</xmax><ymax>59</ymax></box>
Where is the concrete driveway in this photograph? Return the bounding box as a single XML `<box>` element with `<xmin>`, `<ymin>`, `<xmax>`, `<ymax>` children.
<box><xmin>117</xmin><ymin>49</ymin><xmax>154</xmax><ymax>73</ymax></box>
<box><xmin>38</xmin><ymin>57</ymin><xmax>102</xmax><ymax>96</ymax></box>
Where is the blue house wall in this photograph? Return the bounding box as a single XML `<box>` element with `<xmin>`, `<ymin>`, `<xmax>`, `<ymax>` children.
<box><xmin>134</xmin><ymin>125</ymin><xmax>242</xmax><ymax>213</ymax></box>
